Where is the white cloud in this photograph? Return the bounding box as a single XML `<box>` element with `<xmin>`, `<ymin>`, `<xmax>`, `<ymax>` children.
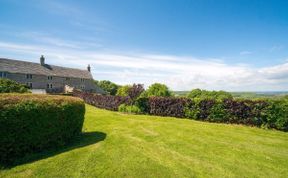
<box><xmin>0</xmin><ymin>41</ymin><xmax>287</xmax><ymax>91</ymax></box>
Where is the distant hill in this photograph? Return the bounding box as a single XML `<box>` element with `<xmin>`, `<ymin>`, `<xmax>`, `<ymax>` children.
<box><xmin>174</xmin><ymin>90</ymin><xmax>288</xmax><ymax>99</ymax></box>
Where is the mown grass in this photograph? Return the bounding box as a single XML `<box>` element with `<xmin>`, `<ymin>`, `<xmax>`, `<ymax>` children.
<box><xmin>1</xmin><ymin>104</ymin><xmax>288</xmax><ymax>177</ymax></box>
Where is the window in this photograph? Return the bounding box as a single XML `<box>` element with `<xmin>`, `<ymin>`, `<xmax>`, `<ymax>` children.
<box><xmin>26</xmin><ymin>82</ymin><xmax>32</xmax><ymax>89</ymax></box>
<box><xmin>80</xmin><ymin>78</ymin><xmax>85</xmax><ymax>82</ymax></box>
<box><xmin>47</xmin><ymin>83</ymin><xmax>53</xmax><ymax>89</ymax></box>
<box><xmin>80</xmin><ymin>85</ymin><xmax>85</xmax><ymax>89</ymax></box>
<box><xmin>66</xmin><ymin>77</ymin><xmax>70</xmax><ymax>81</ymax></box>
<box><xmin>0</xmin><ymin>72</ymin><xmax>7</xmax><ymax>78</ymax></box>
<box><xmin>26</xmin><ymin>74</ymin><xmax>32</xmax><ymax>79</ymax></box>
<box><xmin>48</xmin><ymin>76</ymin><xmax>53</xmax><ymax>80</ymax></box>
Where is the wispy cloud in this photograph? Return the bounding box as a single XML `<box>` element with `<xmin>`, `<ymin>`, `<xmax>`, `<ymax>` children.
<box><xmin>240</xmin><ymin>51</ymin><xmax>252</xmax><ymax>55</ymax></box>
<box><xmin>0</xmin><ymin>40</ymin><xmax>287</xmax><ymax>91</ymax></box>
<box><xmin>18</xmin><ymin>32</ymin><xmax>103</xmax><ymax>49</ymax></box>
<box><xmin>269</xmin><ymin>45</ymin><xmax>284</xmax><ymax>52</ymax></box>
<box><xmin>33</xmin><ymin>0</ymin><xmax>83</xmax><ymax>17</ymax></box>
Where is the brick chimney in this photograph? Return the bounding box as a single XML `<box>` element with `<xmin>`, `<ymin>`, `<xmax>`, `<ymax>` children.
<box><xmin>40</xmin><ymin>55</ymin><xmax>45</xmax><ymax>66</ymax></box>
<box><xmin>87</xmin><ymin>64</ymin><xmax>91</xmax><ymax>72</ymax></box>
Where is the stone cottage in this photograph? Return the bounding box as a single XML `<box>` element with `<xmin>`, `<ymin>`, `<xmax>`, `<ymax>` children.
<box><xmin>0</xmin><ymin>56</ymin><xmax>105</xmax><ymax>94</ymax></box>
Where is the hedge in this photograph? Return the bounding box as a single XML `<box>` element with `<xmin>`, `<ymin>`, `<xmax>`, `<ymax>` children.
<box><xmin>73</xmin><ymin>91</ymin><xmax>288</xmax><ymax>131</ymax></box>
<box><xmin>73</xmin><ymin>90</ymin><xmax>131</xmax><ymax>111</ymax></box>
<box><xmin>149</xmin><ymin>97</ymin><xmax>189</xmax><ymax>118</ymax></box>
<box><xmin>0</xmin><ymin>94</ymin><xmax>85</xmax><ymax>164</ymax></box>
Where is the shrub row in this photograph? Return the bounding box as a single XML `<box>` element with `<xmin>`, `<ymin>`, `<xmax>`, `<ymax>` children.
<box><xmin>152</xmin><ymin>97</ymin><xmax>287</xmax><ymax>131</ymax></box>
<box><xmin>0</xmin><ymin>94</ymin><xmax>85</xmax><ymax>164</ymax></box>
<box><xmin>73</xmin><ymin>90</ymin><xmax>287</xmax><ymax>131</ymax></box>
<box><xmin>148</xmin><ymin>97</ymin><xmax>189</xmax><ymax>118</ymax></box>
<box><xmin>73</xmin><ymin>90</ymin><xmax>131</xmax><ymax>111</ymax></box>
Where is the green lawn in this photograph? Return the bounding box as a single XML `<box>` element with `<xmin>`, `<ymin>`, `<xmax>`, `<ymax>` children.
<box><xmin>1</xmin><ymin>104</ymin><xmax>288</xmax><ymax>178</ymax></box>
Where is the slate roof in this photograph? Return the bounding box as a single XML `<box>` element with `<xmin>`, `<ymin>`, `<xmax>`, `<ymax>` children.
<box><xmin>0</xmin><ymin>58</ymin><xmax>93</xmax><ymax>79</ymax></box>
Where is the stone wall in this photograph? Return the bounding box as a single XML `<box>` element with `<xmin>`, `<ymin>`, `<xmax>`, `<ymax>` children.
<box><xmin>4</xmin><ymin>72</ymin><xmax>98</xmax><ymax>93</ymax></box>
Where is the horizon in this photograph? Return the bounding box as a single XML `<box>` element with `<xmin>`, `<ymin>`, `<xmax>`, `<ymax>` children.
<box><xmin>0</xmin><ymin>0</ymin><xmax>288</xmax><ymax>91</ymax></box>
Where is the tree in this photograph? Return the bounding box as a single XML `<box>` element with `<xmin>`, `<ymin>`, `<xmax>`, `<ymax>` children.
<box><xmin>128</xmin><ymin>84</ymin><xmax>145</xmax><ymax>100</ymax></box>
<box><xmin>186</xmin><ymin>88</ymin><xmax>202</xmax><ymax>98</ymax></box>
<box><xmin>116</xmin><ymin>85</ymin><xmax>131</xmax><ymax>96</ymax></box>
<box><xmin>94</xmin><ymin>80</ymin><xmax>119</xmax><ymax>95</ymax></box>
<box><xmin>116</xmin><ymin>84</ymin><xmax>145</xmax><ymax>99</ymax></box>
<box><xmin>0</xmin><ymin>78</ymin><xmax>29</xmax><ymax>93</ymax></box>
<box><xmin>142</xmin><ymin>83</ymin><xmax>172</xmax><ymax>97</ymax></box>
<box><xmin>187</xmin><ymin>89</ymin><xmax>232</xmax><ymax>100</ymax></box>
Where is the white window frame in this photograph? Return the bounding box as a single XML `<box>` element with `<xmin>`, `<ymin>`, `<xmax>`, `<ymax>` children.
<box><xmin>47</xmin><ymin>83</ymin><xmax>53</xmax><ymax>89</ymax></box>
<box><xmin>0</xmin><ymin>72</ymin><xmax>7</xmax><ymax>78</ymax></box>
<box><xmin>26</xmin><ymin>82</ymin><xmax>32</xmax><ymax>89</ymax></box>
<box><xmin>26</xmin><ymin>74</ymin><xmax>32</xmax><ymax>79</ymax></box>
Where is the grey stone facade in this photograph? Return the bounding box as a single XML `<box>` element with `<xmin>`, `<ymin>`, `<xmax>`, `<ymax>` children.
<box><xmin>0</xmin><ymin>56</ymin><xmax>105</xmax><ymax>94</ymax></box>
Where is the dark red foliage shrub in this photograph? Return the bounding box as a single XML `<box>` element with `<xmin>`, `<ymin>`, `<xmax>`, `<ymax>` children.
<box><xmin>223</xmin><ymin>99</ymin><xmax>269</xmax><ymax>126</ymax></box>
<box><xmin>73</xmin><ymin>90</ymin><xmax>287</xmax><ymax>131</ymax></box>
<box><xmin>197</xmin><ymin>99</ymin><xmax>216</xmax><ymax>120</ymax></box>
<box><xmin>73</xmin><ymin>90</ymin><xmax>131</xmax><ymax>111</ymax></box>
<box><xmin>128</xmin><ymin>84</ymin><xmax>145</xmax><ymax>100</ymax></box>
<box><xmin>149</xmin><ymin>97</ymin><xmax>190</xmax><ymax>118</ymax></box>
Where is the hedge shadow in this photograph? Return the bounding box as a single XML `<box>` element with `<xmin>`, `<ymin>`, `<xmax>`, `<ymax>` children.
<box><xmin>0</xmin><ymin>131</ymin><xmax>106</xmax><ymax>169</ymax></box>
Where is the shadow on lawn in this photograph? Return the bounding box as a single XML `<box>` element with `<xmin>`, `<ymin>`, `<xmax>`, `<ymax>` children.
<box><xmin>1</xmin><ymin>131</ymin><xmax>106</xmax><ymax>169</ymax></box>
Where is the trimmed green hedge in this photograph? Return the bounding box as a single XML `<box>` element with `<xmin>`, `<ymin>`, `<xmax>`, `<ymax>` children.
<box><xmin>0</xmin><ymin>94</ymin><xmax>85</xmax><ymax>164</ymax></box>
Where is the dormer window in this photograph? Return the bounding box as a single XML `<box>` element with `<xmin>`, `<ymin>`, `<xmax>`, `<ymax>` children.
<box><xmin>26</xmin><ymin>74</ymin><xmax>32</xmax><ymax>79</ymax></box>
<box><xmin>48</xmin><ymin>76</ymin><xmax>53</xmax><ymax>80</ymax></box>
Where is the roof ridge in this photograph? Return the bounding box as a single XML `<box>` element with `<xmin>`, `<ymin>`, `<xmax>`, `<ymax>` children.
<box><xmin>0</xmin><ymin>57</ymin><xmax>88</xmax><ymax>72</ymax></box>
<box><xmin>0</xmin><ymin>57</ymin><xmax>93</xmax><ymax>79</ymax></box>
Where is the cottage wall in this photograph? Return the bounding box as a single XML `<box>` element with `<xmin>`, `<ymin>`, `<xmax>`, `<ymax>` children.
<box><xmin>4</xmin><ymin>72</ymin><xmax>97</xmax><ymax>92</ymax></box>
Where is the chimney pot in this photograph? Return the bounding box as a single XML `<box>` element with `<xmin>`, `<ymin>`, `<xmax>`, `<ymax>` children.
<box><xmin>40</xmin><ymin>55</ymin><xmax>45</xmax><ymax>66</ymax></box>
<box><xmin>87</xmin><ymin>64</ymin><xmax>91</xmax><ymax>72</ymax></box>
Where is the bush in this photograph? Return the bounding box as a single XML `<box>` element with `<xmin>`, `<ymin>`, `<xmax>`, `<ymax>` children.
<box><xmin>149</xmin><ymin>97</ymin><xmax>189</xmax><ymax>118</ymax></box>
<box><xmin>135</xmin><ymin>97</ymin><xmax>150</xmax><ymax>113</ymax></box>
<box><xmin>0</xmin><ymin>78</ymin><xmax>29</xmax><ymax>93</ymax></box>
<box><xmin>184</xmin><ymin>99</ymin><xmax>269</xmax><ymax>126</ymax></box>
<box><xmin>118</xmin><ymin>104</ymin><xmax>141</xmax><ymax>114</ymax></box>
<box><xmin>0</xmin><ymin>94</ymin><xmax>85</xmax><ymax>164</ymax></box>
<box><xmin>263</xmin><ymin>99</ymin><xmax>288</xmax><ymax>130</ymax></box>
<box><xmin>73</xmin><ymin>89</ymin><xmax>131</xmax><ymax>111</ymax></box>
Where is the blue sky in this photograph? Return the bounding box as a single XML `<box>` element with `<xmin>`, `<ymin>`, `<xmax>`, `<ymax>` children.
<box><xmin>0</xmin><ymin>0</ymin><xmax>287</xmax><ymax>91</ymax></box>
